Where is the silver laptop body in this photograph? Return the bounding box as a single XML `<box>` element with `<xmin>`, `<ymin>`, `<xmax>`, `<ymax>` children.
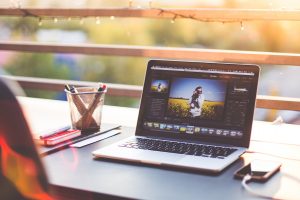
<box><xmin>93</xmin><ymin>60</ymin><xmax>260</xmax><ymax>173</ymax></box>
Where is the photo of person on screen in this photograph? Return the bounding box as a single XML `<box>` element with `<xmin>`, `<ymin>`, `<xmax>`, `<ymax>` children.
<box><xmin>157</xmin><ymin>82</ymin><xmax>162</xmax><ymax>92</ymax></box>
<box><xmin>189</xmin><ymin>86</ymin><xmax>205</xmax><ymax>117</ymax></box>
<box><xmin>150</xmin><ymin>79</ymin><xmax>169</xmax><ymax>93</ymax></box>
<box><xmin>168</xmin><ymin>78</ymin><xmax>226</xmax><ymax>120</ymax></box>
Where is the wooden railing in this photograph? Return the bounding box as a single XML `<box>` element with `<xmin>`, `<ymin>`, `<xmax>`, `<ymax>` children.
<box><xmin>1</xmin><ymin>8</ymin><xmax>300</xmax><ymax>22</ymax></box>
<box><xmin>2</xmin><ymin>74</ymin><xmax>300</xmax><ymax>112</ymax></box>
<box><xmin>1</xmin><ymin>75</ymin><xmax>142</xmax><ymax>98</ymax></box>
<box><xmin>1</xmin><ymin>8</ymin><xmax>300</xmax><ymax>111</ymax></box>
<box><xmin>2</xmin><ymin>41</ymin><xmax>300</xmax><ymax>66</ymax></box>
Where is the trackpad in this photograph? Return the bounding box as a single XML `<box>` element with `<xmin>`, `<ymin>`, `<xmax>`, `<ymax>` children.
<box><xmin>138</xmin><ymin>151</ymin><xmax>185</xmax><ymax>163</ymax></box>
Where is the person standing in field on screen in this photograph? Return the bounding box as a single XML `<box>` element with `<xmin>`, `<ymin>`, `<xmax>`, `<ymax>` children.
<box><xmin>189</xmin><ymin>86</ymin><xmax>205</xmax><ymax>117</ymax></box>
<box><xmin>157</xmin><ymin>82</ymin><xmax>162</xmax><ymax>92</ymax></box>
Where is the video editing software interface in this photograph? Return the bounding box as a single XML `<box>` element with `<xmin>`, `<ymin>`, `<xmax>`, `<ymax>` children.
<box><xmin>141</xmin><ymin>63</ymin><xmax>257</xmax><ymax>140</ymax></box>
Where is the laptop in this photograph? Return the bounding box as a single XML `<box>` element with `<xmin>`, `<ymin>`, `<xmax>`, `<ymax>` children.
<box><xmin>93</xmin><ymin>60</ymin><xmax>260</xmax><ymax>173</ymax></box>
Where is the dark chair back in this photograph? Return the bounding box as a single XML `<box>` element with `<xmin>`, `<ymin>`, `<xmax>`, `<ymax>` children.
<box><xmin>0</xmin><ymin>78</ymin><xmax>51</xmax><ymax>200</ymax></box>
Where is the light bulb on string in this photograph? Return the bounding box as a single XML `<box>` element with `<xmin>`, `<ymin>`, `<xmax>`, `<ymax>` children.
<box><xmin>54</xmin><ymin>17</ymin><xmax>58</xmax><ymax>23</ymax></box>
<box><xmin>269</xmin><ymin>1</ymin><xmax>273</xmax><ymax>8</ymax></box>
<box><xmin>170</xmin><ymin>15</ymin><xmax>177</xmax><ymax>24</ymax></box>
<box><xmin>38</xmin><ymin>17</ymin><xmax>43</xmax><ymax>26</ymax></box>
<box><xmin>240</xmin><ymin>21</ymin><xmax>245</xmax><ymax>31</ymax></box>
<box><xmin>96</xmin><ymin>17</ymin><xmax>101</xmax><ymax>25</ymax></box>
<box><xmin>79</xmin><ymin>18</ymin><xmax>84</xmax><ymax>25</ymax></box>
<box><xmin>68</xmin><ymin>17</ymin><xmax>72</xmax><ymax>21</ymax></box>
<box><xmin>110</xmin><ymin>16</ymin><xmax>115</xmax><ymax>20</ymax></box>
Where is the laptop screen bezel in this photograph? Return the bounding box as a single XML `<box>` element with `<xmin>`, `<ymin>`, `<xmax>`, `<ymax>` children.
<box><xmin>135</xmin><ymin>59</ymin><xmax>260</xmax><ymax>148</ymax></box>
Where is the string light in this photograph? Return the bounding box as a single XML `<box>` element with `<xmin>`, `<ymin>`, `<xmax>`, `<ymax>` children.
<box><xmin>10</xmin><ymin>6</ymin><xmax>252</xmax><ymax>26</ymax></box>
<box><xmin>170</xmin><ymin>15</ymin><xmax>177</xmax><ymax>24</ymax></box>
<box><xmin>79</xmin><ymin>18</ymin><xmax>84</xmax><ymax>25</ymax></box>
<box><xmin>240</xmin><ymin>21</ymin><xmax>245</xmax><ymax>31</ymax></box>
<box><xmin>269</xmin><ymin>2</ymin><xmax>273</xmax><ymax>8</ymax></box>
<box><xmin>96</xmin><ymin>17</ymin><xmax>101</xmax><ymax>25</ymax></box>
<box><xmin>21</xmin><ymin>7</ymin><xmax>254</xmax><ymax>28</ymax></box>
<box><xmin>38</xmin><ymin>17</ymin><xmax>43</xmax><ymax>26</ymax></box>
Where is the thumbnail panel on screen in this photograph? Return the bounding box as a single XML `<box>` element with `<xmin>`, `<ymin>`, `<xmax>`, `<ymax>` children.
<box><xmin>167</xmin><ymin>78</ymin><xmax>227</xmax><ymax>120</ymax></box>
<box><xmin>151</xmin><ymin>79</ymin><xmax>169</xmax><ymax>93</ymax></box>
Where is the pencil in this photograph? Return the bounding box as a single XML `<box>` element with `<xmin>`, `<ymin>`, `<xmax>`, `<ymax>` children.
<box><xmin>39</xmin><ymin>125</ymin><xmax>71</xmax><ymax>139</ymax></box>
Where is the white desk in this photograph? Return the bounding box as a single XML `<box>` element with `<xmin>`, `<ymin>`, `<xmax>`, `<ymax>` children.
<box><xmin>18</xmin><ymin>96</ymin><xmax>138</xmax><ymax>138</ymax></box>
<box><xmin>18</xmin><ymin>97</ymin><xmax>300</xmax><ymax>200</ymax></box>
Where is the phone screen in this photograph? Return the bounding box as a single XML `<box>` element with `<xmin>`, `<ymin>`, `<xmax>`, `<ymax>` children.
<box><xmin>235</xmin><ymin>160</ymin><xmax>281</xmax><ymax>181</ymax></box>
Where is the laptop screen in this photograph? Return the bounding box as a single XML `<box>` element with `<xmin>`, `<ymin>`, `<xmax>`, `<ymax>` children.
<box><xmin>136</xmin><ymin>60</ymin><xmax>260</xmax><ymax>147</ymax></box>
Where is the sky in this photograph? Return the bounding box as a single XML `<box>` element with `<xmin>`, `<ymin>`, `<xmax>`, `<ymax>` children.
<box><xmin>169</xmin><ymin>78</ymin><xmax>227</xmax><ymax>102</ymax></box>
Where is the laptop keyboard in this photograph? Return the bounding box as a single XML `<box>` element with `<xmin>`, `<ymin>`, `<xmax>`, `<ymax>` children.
<box><xmin>119</xmin><ymin>138</ymin><xmax>237</xmax><ymax>159</ymax></box>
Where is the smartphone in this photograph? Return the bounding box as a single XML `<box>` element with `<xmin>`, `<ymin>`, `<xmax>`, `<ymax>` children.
<box><xmin>234</xmin><ymin>160</ymin><xmax>281</xmax><ymax>182</ymax></box>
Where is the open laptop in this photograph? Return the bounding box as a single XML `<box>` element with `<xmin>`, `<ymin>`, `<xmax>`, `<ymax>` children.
<box><xmin>93</xmin><ymin>60</ymin><xmax>260</xmax><ymax>173</ymax></box>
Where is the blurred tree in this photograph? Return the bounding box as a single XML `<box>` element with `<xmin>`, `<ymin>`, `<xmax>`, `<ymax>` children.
<box><xmin>79</xmin><ymin>56</ymin><xmax>147</xmax><ymax>85</ymax></box>
<box><xmin>3</xmin><ymin>53</ymin><xmax>72</xmax><ymax>98</ymax></box>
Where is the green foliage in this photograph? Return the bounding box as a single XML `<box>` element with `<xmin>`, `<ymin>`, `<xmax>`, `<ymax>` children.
<box><xmin>78</xmin><ymin>56</ymin><xmax>147</xmax><ymax>85</ymax></box>
<box><xmin>87</xmin><ymin>18</ymin><xmax>154</xmax><ymax>46</ymax></box>
<box><xmin>4</xmin><ymin>53</ymin><xmax>71</xmax><ymax>79</ymax></box>
<box><xmin>105</xmin><ymin>95</ymin><xmax>140</xmax><ymax>108</ymax></box>
<box><xmin>3</xmin><ymin>53</ymin><xmax>72</xmax><ymax>99</ymax></box>
<box><xmin>23</xmin><ymin>89</ymin><xmax>60</xmax><ymax>100</ymax></box>
<box><xmin>1</xmin><ymin>17</ymin><xmax>38</xmax><ymax>39</ymax></box>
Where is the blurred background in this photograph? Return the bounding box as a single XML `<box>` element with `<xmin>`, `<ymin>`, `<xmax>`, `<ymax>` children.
<box><xmin>0</xmin><ymin>0</ymin><xmax>300</xmax><ymax>123</ymax></box>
